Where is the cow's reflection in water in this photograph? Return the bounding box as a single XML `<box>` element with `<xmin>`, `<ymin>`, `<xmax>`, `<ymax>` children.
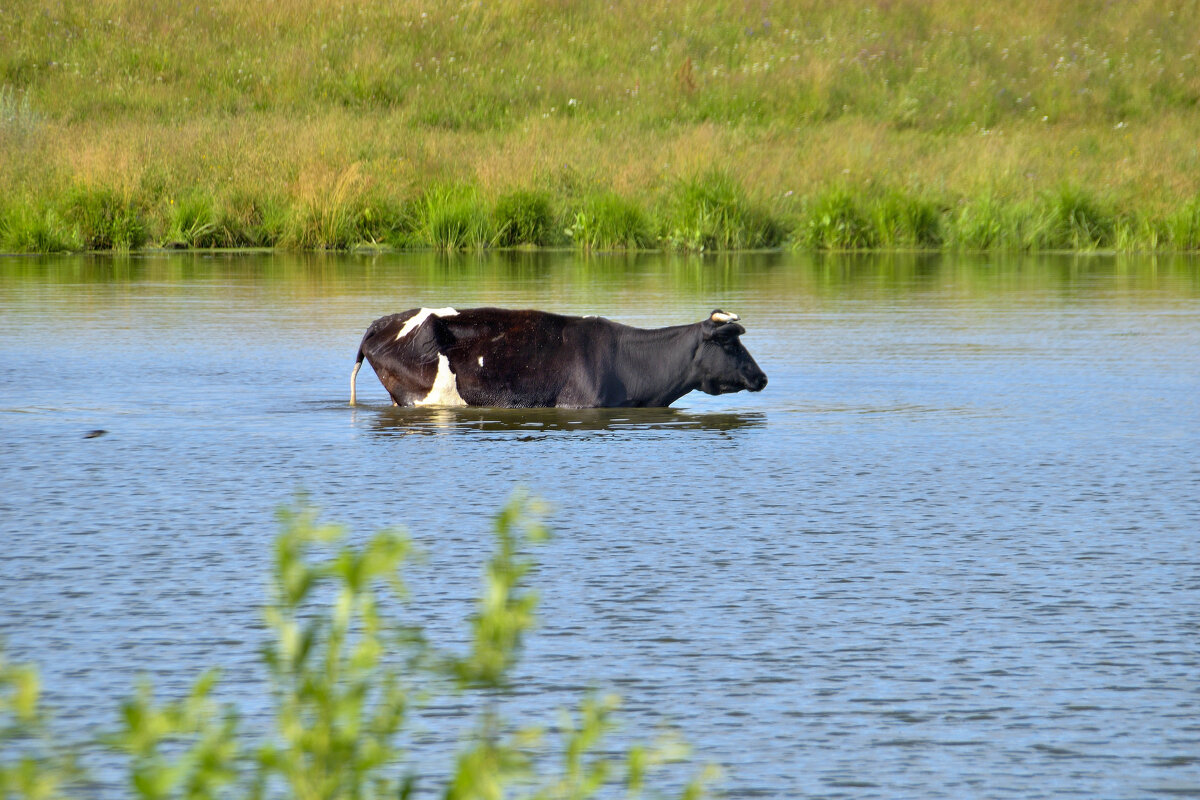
<box><xmin>363</xmin><ymin>406</ymin><xmax>767</xmax><ymax>438</ymax></box>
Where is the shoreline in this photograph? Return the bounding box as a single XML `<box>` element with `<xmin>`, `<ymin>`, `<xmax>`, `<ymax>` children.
<box><xmin>3</xmin><ymin>181</ymin><xmax>1199</xmax><ymax>255</ymax></box>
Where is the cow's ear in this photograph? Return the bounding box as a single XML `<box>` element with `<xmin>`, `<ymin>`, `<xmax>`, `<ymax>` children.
<box><xmin>704</xmin><ymin>321</ymin><xmax>746</xmax><ymax>341</ymax></box>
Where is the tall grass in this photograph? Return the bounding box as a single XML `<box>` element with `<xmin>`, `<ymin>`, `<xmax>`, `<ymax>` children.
<box><xmin>164</xmin><ymin>193</ymin><xmax>218</xmax><ymax>248</ymax></box>
<box><xmin>63</xmin><ymin>188</ymin><xmax>148</xmax><ymax>252</ymax></box>
<box><xmin>798</xmin><ymin>188</ymin><xmax>877</xmax><ymax>251</ymax></box>
<box><xmin>872</xmin><ymin>190</ymin><xmax>943</xmax><ymax>249</ymax></box>
<box><xmin>493</xmin><ymin>189</ymin><xmax>556</xmax><ymax>247</ymax></box>
<box><xmin>660</xmin><ymin>171</ymin><xmax>784</xmax><ymax>251</ymax></box>
<box><xmin>1036</xmin><ymin>186</ymin><xmax>1116</xmax><ymax>250</ymax></box>
<box><xmin>417</xmin><ymin>184</ymin><xmax>494</xmax><ymax>250</ymax></box>
<box><xmin>0</xmin><ymin>202</ymin><xmax>78</xmax><ymax>253</ymax></box>
<box><xmin>566</xmin><ymin>192</ymin><xmax>652</xmax><ymax>250</ymax></box>
<box><xmin>0</xmin><ymin>495</ymin><xmax>712</xmax><ymax>800</ymax></box>
<box><xmin>2</xmin><ymin>1</ymin><xmax>1200</xmax><ymax>252</ymax></box>
<box><xmin>2</xmin><ymin>183</ymin><xmax>1199</xmax><ymax>253</ymax></box>
<box><xmin>1166</xmin><ymin>198</ymin><xmax>1200</xmax><ymax>251</ymax></box>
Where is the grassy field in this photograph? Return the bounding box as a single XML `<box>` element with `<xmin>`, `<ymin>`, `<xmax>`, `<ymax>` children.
<box><xmin>2</xmin><ymin>0</ymin><xmax>1199</xmax><ymax>252</ymax></box>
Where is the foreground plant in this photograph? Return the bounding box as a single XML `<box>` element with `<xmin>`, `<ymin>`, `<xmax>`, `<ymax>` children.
<box><xmin>1</xmin><ymin>494</ymin><xmax>710</xmax><ymax>800</ymax></box>
<box><xmin>1</xmin><ymin>650</ymin><xmax>78</xmax><ymax>799</ymax></box>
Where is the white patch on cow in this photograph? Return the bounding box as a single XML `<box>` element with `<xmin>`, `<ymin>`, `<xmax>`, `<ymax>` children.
<box><xmin>416</xmin><ymin>354</ymin><xmax>467</xmax><ymax>406</ymax></box>
<box><xmin>711</xmin><ymin>310</ymin><xmax>740</xmax><ymax>323</ymax></box>
<box><xmin>395</xmin><ymin>306</ymin><xmax>458</xmax><ymax>341</ymax></box>
<box><xmin>584</xmin><ymin>314</ymin><xmax>597</xmax><ymax>318</ymax></box>
<box><xmin>477</xmin><ymin>356</ymin><xmax>484</xmax><ymax>367</ymax></box>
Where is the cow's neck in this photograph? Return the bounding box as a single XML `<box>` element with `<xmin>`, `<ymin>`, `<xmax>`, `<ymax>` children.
<box><xmin>616</xmin><ymin>324</ymin><xmax>702</xmax><ymax>407</ymax></box>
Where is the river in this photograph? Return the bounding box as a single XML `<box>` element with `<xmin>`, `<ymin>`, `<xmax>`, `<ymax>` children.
<box><xmin>1</xmin><ymin>251</ymin><xmax>1198</xmax><ymax>798</ymax></box>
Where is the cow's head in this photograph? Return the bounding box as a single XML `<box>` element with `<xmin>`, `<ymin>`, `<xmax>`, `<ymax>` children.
<box><xmin>696</xmin><ymin>310</ymin><xmax>768</xmax><ymax>395</ymax></box>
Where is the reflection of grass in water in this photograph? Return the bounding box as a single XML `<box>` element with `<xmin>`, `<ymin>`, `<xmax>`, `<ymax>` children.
<box><xmin>1</xmin><ymin>252</ymin><xmax>1197</xmax><ymax>303</ymax></box>
<box><xmin>0</xmin><ymin>495</ymin><xmax>713</xmax><ymax>799</ymax></box>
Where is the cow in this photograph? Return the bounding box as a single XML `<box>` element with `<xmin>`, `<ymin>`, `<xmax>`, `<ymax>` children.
<box><xmin>350</xmin><ymin>307</ymin><xmax>767</xmax><ymax>409</ymax></box>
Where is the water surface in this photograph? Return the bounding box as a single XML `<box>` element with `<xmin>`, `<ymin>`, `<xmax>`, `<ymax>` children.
<box><xmin>2</xmin><ymin>252</ymin><xmax>1198</xmax><ymax>798</ymax></box>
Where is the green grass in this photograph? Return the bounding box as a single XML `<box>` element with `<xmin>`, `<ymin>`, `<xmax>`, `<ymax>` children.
<box><xmin>1167</xmin><ymin>198</ymin><xmax>1200</xmax><ymax>250</ymax></box>
<box><xmin>797</xmin><ymin>188</ymin><xmax>877</xmax><ymax>251</ymax></box>
<box><xmin>872</xmin><ymin>189</ymin><xmax>943</xmax><ymax>249</ymax></box>
<box><xmin>1037</xmin><ymin>186</ymin><xmax>1116</xmax><ymax>250</ymax></box>
<box><xmin>566</xmin><ymin>192</ymin><xmax>652</xmax><ymax>250</ymax></box>
<box><xmin>5</xmin><ymin>0</ymin><xmax>1198</xmax><ymax>132</ymax></box>
<box><xmin>660</xmin><ymin>171</ymin><xmax>784</xmax><ymax>251</ymax></box>
<box><xmin>4</xmin><ymin>183</ymin><xmax>1200</xmax><ymax>253</ymax></box>
<box><xmin>164</xmin><ymin>193</ymin><xmax>219</xmax><ymax>248</ymax></box>
<box><xmin>493</xmin><ymin>189</ymin><xmax>555</xmax><ymax>247</ymax></box>
<box><xmin>418</xmin><ymin>184</ymin><xmax>494</xmax><ymax>250</ymax></box>
<box><xmin>0</xmin><ymin>202</ymin><xmax>78</xmax><ymax>253</ymax></box>
<box><xmin>63</xmin><ymin>188</ymin><xmax>148</xmax><ymax>252</ymax></box>
<box><xmin>213</xmin><ymin>192</ymin><xmax>293</xmax><ymax>248</ymax></box>
<box><xmin>1</xmin><ymin>0</ymin><xmax>1199</xmax><ymax>252</ymax></box>
<box><xmin>949</xmin><ymin>192</ymin><xmax>1017</xmax><ymax>250</ymax></box>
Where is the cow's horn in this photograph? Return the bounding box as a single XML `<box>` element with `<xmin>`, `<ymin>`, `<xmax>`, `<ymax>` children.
<box><xmin>710</xmin><ymin>310</ymin><xmax>740</xmax><ymax>323</ymax></box>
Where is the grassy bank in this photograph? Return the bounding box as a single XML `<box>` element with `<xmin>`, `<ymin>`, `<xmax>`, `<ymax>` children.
<box><xmin>2</xmin><ymin>0</ymin><xmax>1199</xmax><ymax>252</ymax></box>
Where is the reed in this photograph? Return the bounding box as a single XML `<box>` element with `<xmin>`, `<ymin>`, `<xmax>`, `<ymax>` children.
<box><xmin>493</xmin><ymin>189</ymin><xmax>556</xmax><ymax>247</ymax></box>
<box><xmin>1166</xmin><ymin>197</ymin><xmax>1200</xmax><ymax>251</ymax></box>
<box><xmin>567</xmin><ymin>192</ymin><xmax>652</xmax><ymax>250</ymax></box>
<box><xmin>660</xmin><ymin>170</ymin><xmax>784</xmax><ymax>252</ymax></box>
<box><xmin>164</xmin><ymin>193</ymin><xmax>219</xmax><ymax>249</ymax></box>
<box><xmin>212</xmin><ymin>192</ymin><xmax>293</xmax><ymax>248</ymax></box>
<box><xmin>62</xmin><ymin>187</ymin><xmax>148</xmax><ymax>252</ymax></box>
<box><xmin>1036</xmin><ymin>186</ymin><xmax>1116</xmax><ymax>250</ymax></box>
<box><xmin>797</xmin><ymin>188</ymin><xmax>877</xmax><ymax>251</ymax></box>
<box><xmin>871</xmin><ymin>190</ymin><xmax>943</xmax><ymax>250</ymax></box>
<box><xmin>3</xmin><ymin>183</ymin><xmax>1200</xmax><ymax>254</ymax></box>
<box><xmin>418</xmin><ymin>184</ymin><xmax>494</xmax><ymax>250</ymax></box>
<box><xmin>0</xmin><ymin>201</ymin><xmax>78</xmax><ymax>253</ymax></box>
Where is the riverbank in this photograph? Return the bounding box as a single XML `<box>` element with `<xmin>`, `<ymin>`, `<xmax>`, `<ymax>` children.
<box><xmin>2</xmin><ymin>0</ymin><xmax>1199</xmax><ymax>253</ymax></box>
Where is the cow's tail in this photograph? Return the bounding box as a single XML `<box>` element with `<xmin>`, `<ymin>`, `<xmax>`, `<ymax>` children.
<box><xmin>350</xmin><ymin>346</ymin><xmax>365</xmax><ymax>405</ymax></box>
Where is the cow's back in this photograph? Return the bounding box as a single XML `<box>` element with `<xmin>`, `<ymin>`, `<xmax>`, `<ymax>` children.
<box><xmin>438</xmin><ymin>308</ymin><xmax>581</xmax><ymax>407</ymax></box>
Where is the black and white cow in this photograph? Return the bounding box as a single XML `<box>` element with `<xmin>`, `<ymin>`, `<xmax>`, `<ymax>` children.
<box><xmin>350</xmin><ymin>307</ymin><xmax>767</xmax><ymax>409</ymax></box>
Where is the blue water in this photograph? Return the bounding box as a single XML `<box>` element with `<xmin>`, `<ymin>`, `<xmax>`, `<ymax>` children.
<box><xmin>1</xmin><ymin>252</ymin><xmax>1198</xmax><ymax>798</ymax></box>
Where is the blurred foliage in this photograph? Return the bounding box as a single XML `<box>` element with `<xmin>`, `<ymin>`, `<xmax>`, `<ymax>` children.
<box><xmin>0</xmin><ymin>494</ymin><xmax>709</xmax><ymax>800</ymax></box>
